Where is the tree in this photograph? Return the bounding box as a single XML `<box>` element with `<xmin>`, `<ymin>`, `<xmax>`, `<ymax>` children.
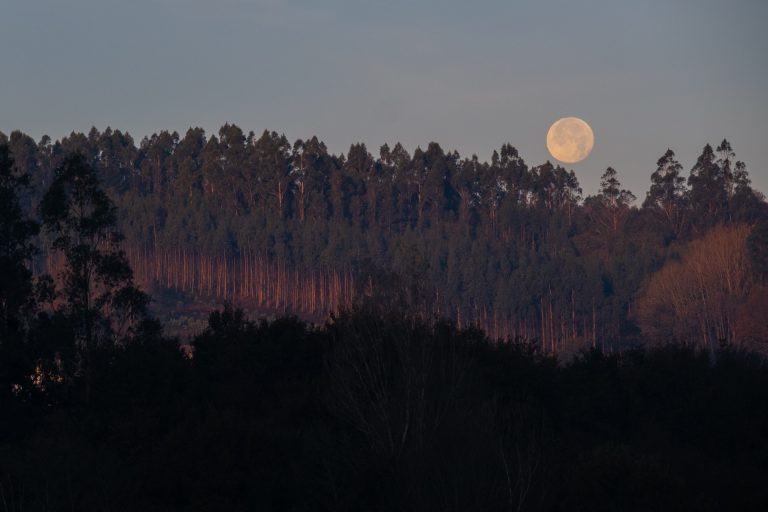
<box><xmin>6</xmin><ymin>130</ymin><xmax>41</xmax><ymax>214</ymax></box>
<box><xmin>722</xmin><ymin>144</ymin><xmax>765</xmax><ymax>223</ymax></box>
<box><xmin>40</xmin><ymin>154</ymin><xmax>150</xmax><ymax>361</ymax></box>
<box><xmin>715</xmin><ymin>139</ymin><xmax>737</xmax><ymax>200</ymax></box>
<box><xmin>589</xmin><ymin>167</ymin><xmax>635</xmax><ymax>234</ymax></box>
<box><xmin>688</xmin><ymin>143</ymin><xmax>727</xmax><ymax>229</ymax></box>
<box><xmin>0</xmin><ymin>144</ymin><xmax>40</xmax><ymax>406</ymax></box>
<box><xmin>636</xmin><ymin>224</ymin><xmax>753</xmax><ymax>353</ymax></box>
<box><xmin>644</xmin><ymin>149</ymin><xmax>687</xmax><ymax>237</ymax></box>
<box><xmin>747</xmin><ymin>220</ymin><xmax>768</xmax><ymax>282</ymax></box>
<box><xmin>0</xmin><ymin>144</ymin><xmax>39</xmax><ymax>336</ymax></box>
<box><xmin>97</xmin><ymin>127</ymin><xmax>139</xmax><ymax>194</ymax></box>
<box><xmin>251</xmin><ymin>130</ymin><xmax>292</xmax><ymax>221</ymax></box>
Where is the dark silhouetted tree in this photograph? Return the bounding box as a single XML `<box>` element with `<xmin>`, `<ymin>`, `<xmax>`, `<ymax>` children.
<box><xmin>40</xmin><ymin>154</ymin><xmax>150</xmax><ymax>397</ymax></box>
<box><xmin>0</xmin><ymin>144</ymin><xmax>40</xmax><ymax>410</ymax></box>
<box><xmin>589</xmin><ymin>167</ymin><xmax>636</xmax><ymax>234</ymax></box>
<box><xmin>689</xmin><ymin>143</ymin><xmax>727</xmax><ymax>229</ymax></box>
<box><xmin>0</xmin><ymin>144</ymin><xmax>39</xmax><ymax>336</ymax></box>
<box><xmin>644</xmin><ymin>149</ymin><xmax>687</xmax><ymax>237</ymax></box>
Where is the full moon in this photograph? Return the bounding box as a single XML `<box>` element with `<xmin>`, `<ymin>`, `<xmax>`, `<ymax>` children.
<box><xmin>546</xmin><ymin>117</ymin><xmax>594</xmax><ymax>164</ymax></box>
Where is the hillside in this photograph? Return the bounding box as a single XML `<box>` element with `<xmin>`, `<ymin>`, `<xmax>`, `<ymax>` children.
<box><xmin>4</xmin><ymin>126</ymin><xmax>767</xmax><ymax>352</ymax></box>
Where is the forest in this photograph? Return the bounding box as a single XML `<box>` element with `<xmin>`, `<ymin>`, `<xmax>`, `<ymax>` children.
<box><xmin>2</xmin><ymin>126</ymin><xmax>767</xmax><ymax>352</ymax></box>
<box><xmin>1</xmin><ymin>128</ymin><xmax>768</xmax><ymax>510</ymax></box>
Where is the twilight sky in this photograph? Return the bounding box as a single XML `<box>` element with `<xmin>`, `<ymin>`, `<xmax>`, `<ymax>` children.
<box><xmin>1</xmin><ymin>0</ymin><xmax>766</xmax><ymax>195</ymax></box>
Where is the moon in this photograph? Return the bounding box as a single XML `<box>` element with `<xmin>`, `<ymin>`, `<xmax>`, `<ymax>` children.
<box><xmin>546</xmin><ymin>117</ymin><xmax>594</xmax><ymax>164</ymax></box>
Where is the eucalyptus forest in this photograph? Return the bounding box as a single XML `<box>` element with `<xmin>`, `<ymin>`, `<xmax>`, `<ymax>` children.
<box><xmin>1</xmin><ymin>126</ymin><xmax>767</xmax><ymax>510</ymax></box>
<box><xmin>5</xmin><ymin>126</ymin><xmax>768</xmax><ymax>350</ymax></box>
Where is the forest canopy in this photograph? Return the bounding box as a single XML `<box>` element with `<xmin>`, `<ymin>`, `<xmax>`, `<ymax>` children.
<box><xmin>1</xmin><ymin>126</ymin><xmax>766</xmax><ymax>353</ymax></box>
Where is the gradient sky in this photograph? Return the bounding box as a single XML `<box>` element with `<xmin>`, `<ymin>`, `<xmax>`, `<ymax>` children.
<box><xmin>1</xmin><ymin>0</ymin><xmax>766</xmax><ymax>196</ymax></box>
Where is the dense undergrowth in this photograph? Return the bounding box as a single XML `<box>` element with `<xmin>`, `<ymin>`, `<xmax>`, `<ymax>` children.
<box><xmin>2</xmin><ymin>306</ymin><xmax>767</xmax><ymax>511</ymax></box>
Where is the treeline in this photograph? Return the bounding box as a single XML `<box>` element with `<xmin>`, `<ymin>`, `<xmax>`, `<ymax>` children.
<box><xmin>2</xmin><ymin>126</ymin><xmax>767</xmax><ymax>351</ymax></box>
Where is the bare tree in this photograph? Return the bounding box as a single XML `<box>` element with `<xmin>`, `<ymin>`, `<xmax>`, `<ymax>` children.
<box><xmin>636</xmin><ymin>224</ymin><xmax>753</xmax><ymax>353</ymax></box>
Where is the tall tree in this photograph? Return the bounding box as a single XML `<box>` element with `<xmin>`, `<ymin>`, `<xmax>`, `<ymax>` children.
<box><xmin>688</xmin><ymin>143</ymin><xmax>727</xmax><ymax>229</ymax></box>
<box><xmin>0</xmin><ymin>144</ymin><xmax>39</xmax><ymax>337</ymax></box>
<box><xmin>0</xmin><ymin>144</ymin><xmax>40</xmax><ymax>408</ymax></box>
<box><xmin>644</xmin><ymin>149</ymin><xmax>687</xmax><ymax>237</ymax></box>
<box><xmin>591</xmin><ymin>167</ymin><xmax>635</xmax><ymax>234</ymax></box>
<box><xmin>40</xmin><ymin>154</ymin><xmax>150</xmax><ymax>359</ymax></box>
<box><xmin>715</xmin><ymin>139</ymin><xmax>737</xmax><ymax>200</ymax></box>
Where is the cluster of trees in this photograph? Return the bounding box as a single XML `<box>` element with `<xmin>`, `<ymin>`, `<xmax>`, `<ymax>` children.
<box><xmin>1</xmin><ymin>138</ymin><xmax>767</xmax><ymax>510</ymax></box>
<box><xmin>1</xmin><ymin>126</ymin><xmax>767</xmax><ymax>351</ymax></box>
<box><xmin>636</xmin><ymin>224</ymin><xmax>768</xmax><ymax>352</ymax></box>
<box><xmin>3</xmin><ymin>305</ymin><xmax>768</xmax><ymax>510</ymax></box>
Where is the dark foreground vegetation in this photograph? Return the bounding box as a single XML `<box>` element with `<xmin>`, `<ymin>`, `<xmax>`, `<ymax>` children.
<box><xmin>2</xmin><ymin>306</ymin><xmax>768</xmax><ymax>511</ymax></box>
<box><xmin>1</xmin><ymin>136</ymin><xmax>768</xmax><ymax>510</ymax></box>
